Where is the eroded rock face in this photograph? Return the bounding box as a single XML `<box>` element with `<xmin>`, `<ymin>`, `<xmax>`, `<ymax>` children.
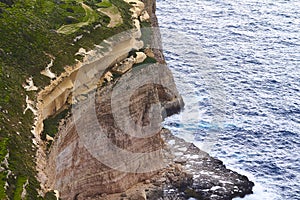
<box><xmin>92</xmin><ymin>129</ymin><xmax>254</xmax><ymax>200</ymax></box>
<box><xmin>45</xmin><ymin>63</ymin><xmax>184</xmax><ymax>199</ymax></box>
<box><xmin>141</xmin><ymin>0</ymin><xmax>165</xmax><ymax>63</ymax></box>
<box><xmin>43</xmin><ymin>0</ymin><xmax>254</xmax><ymax>199</ymax></box>
<box><xmin>160</xmin><ymin>130</ymin><xmax>254</xmax><ymax>200</ymax></box>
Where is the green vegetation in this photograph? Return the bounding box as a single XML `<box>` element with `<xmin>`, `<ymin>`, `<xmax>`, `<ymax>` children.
<box><xmin>0</xmin><ymin>138</ymin><xmax>8</xmax><ymax>162</ymax></box>
<box><xmin>0</xmin><ymin>0</ymin><xmax>132</xmax><ymax>85</ymax></box>
<box><xmin>57</xmin><ymin>3</ymin><xmax>98</xmax><ymax>34</ymax></box>
<box><xmin>133</xmin><ymin>56</ymin><xmax>157</xmax><ymax>68</ymax></box>
<box><xmin>42</xmin><ymin>107</ymin><xmax>70</xmax><ymax>139</ymax></box>
<box><xmin>44</xmin><ymin>191</ymin><xmax>57</xmax><ymax>200</ymax></box>
<box><xmin>96</xmin><ymin>0</ymin><xmax>112</xmax><ymax>8</ymax></box>
<box><xmin>13</xmin><ymin>176</ymin><xmax>27</xmax><ymax>200</ymax></box>
<box><xmin>98</xmin><ymin>3</ymin><xmax>123</xmax><ymax>27</ymax></box>
<box><xmin>0</xmin><ymin>0</ymin><xmax>133</xmax><ymax>198</ymax></box>
<box><xmin>0</xmin><ymin>172</ymin><xmax>7</xmax><ymax>199</ymax></box>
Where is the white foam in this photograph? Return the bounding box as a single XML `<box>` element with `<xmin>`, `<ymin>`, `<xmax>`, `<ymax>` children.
<box><xmin>174</xmin><ymin>152</ymin><xmax>184</xmax><ymax>156</ymax></box>
<box><xmin>181</xmin><ymin>139</ymin><xmax>281</xmax><ymax>200</ymax></box>
<box><xmin>178</xmin><ymin>147</ymin><xmax>187</xmax><ymax>152</ymax></box>
<box><xmin>229</xmin><ymin>168</ymin><xmax>280</xmax><ymax>200</ymax></box>
<box><xmin>168</xmin><ymin>140</ymin><xmax>175</xmax><ymax>145</ymax></box>
<box><xmin>210</xmin><ymin>186</ymin><xmax>223</xmax><ymax>191</ymax></box>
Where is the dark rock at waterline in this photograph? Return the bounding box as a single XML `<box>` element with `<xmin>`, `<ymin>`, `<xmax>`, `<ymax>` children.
<box><xmin>156</xmin><ymin>129</ymin><xmax>254</xmax><ymax>200</ymax></box>
<box><xmin>100</xmin><ymin>129</ymin><xmax>254</xmax><ymax>200</ymax></box>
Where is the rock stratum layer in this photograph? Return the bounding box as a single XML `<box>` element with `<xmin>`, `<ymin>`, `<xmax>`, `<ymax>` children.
<box><xmin>37</xmin><ymin>0</ymin><xmax>254</xmax><ymax>199</ymax></box>
<box><xmin>45</xmin><ymin>63</ymin><xmax>184</xmax><ymax>199</ymax></box>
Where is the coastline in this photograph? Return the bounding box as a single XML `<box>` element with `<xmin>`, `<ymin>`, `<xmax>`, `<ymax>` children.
<box><xmin>34</xmin><ymin>2</ymin><xmax>253</xmax><ymax>199</ymax></box>
<box><xmin>0</xmin><ymin>0</ymin><xmax>255</xmax><ymax>199</ymax></box>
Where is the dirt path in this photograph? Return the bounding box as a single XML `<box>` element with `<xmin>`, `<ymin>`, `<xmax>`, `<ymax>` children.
<box><xmin>98</xmin><ymin>5</ymin><xmax>123</xmax><ymax>28</ymax></box>
<box><xmin>57</xmin><ymin>3</ymin><xmax>97</xmax><ymax>34</ymax></box>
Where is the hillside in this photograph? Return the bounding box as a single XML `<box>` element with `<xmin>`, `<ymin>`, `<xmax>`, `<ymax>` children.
<box><xmin>0</xmin><ymin>0</ymin><xmax>132</xmax><ymax>198</ymax></box>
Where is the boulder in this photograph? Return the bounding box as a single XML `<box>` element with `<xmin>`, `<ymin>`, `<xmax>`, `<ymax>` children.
<box><xmin>135</xmin><ymin>52</ymin><xmax>147</xmax><ymax>64</ymax></box>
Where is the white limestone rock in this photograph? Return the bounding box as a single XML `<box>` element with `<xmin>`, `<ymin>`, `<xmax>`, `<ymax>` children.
<box><xmin>135</xmin><ymin>52</ymin><xmax>147</xmax><ymax>64</ymax></box>
<box><xmin>23</xmin><ymin>77</ymin><xmax>38</xmax><ymax>91</ymax></box>
<box><xmin>140</xmin><ymin>10</ymin><xmax>150</xmax><ymax>22</ymax></box>
<box><xmin>40</xmin><ymin>59</ymin><xmax>56</xmax><ymax>79</ymax></box>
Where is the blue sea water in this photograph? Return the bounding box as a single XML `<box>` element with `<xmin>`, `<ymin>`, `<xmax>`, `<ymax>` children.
<box><xmin>156</xmin><ymin>0</ymin><xmax>300</xmax><ymax>199</ymax></box>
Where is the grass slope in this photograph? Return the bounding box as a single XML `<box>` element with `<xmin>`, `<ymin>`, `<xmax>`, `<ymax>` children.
<box><xmin>57</xmin><ymin>2</ymin><xmax>97</xmax><ymax>34</ymax></box>
<box><xmin>0</xmin><ymin>0</ymin><xmax>132</xmax><ymax>199</ymax></box>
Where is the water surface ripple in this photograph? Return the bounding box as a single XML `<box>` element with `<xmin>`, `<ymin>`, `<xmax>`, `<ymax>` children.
<box><xmin>156</xmin><ymin>0</ymin><xmax>300</xmax><ymax>199</ymax></box>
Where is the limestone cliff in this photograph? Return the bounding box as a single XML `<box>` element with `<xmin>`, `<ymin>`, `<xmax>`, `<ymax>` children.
<box><xmin>45</xmin><ymin>64</ymin><xmax>184</xmax><ymax>199</ymax></box>
<box><xmin>0</xmin><ymin>0</ymin><xmax>254</xmax><ymax>199</ymax></box>
<box><xmin>39</xmin><ymin>0</ymin><xmax>254</xmax><ymax>199</ymax></box>
<box><xmin>41</xmin><ymin>0</ymin><xmax>186</xmax><ymax>198</ymax></box>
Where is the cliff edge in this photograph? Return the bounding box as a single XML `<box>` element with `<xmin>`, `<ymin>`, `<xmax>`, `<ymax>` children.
<box><xmin>0</xmin><ymin>0</ymin><xmax>254</xmax><ymax>199</ymax></box>
<box><xmin>42</xmin><ymin>0</ymin><xmax>254</xmax><ymax>199</ymax></box>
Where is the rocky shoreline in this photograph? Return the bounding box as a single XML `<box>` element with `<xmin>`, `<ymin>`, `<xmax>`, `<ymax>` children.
<box><xmin>31</xmin><ymin>0</ymin><xmax>254</xmax><ymax>199</ymax></box>
<box><xmin>95</xmin><ymin>129</ymin><xmax>254</xmax><ymax>200</ymax></box>
<box><xmin>44</xmin><ymin>60</ymin><xmax>254</xmax><ymax>199</ymax></box>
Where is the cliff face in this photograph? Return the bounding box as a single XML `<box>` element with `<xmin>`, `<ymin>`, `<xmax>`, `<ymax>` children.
<box><xmin>0</xmin><ymin>0</ymin><xmax>255</xmax><ymax>198</ymax></box>
<box><xmin>20</xmin><ymin>0</ymin><xmax>254</xmax><ymax>199</ymax></box>
<box><xmin>43</xmin><ymin>0</ymin><xmax>185</xmax><ymax>198</ymax></box>
<box><xmin>142</xmin><ymin>0</ymin><xmax>165</xmax><ymax>63</ymax></box>
<box><xmin>45</xmin><ymin>64</ymin><xmax>183</xmax><ymax>199</ymax></box>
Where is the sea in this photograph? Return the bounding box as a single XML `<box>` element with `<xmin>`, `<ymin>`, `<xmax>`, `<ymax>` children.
<box><xmin>156</xmin><ymin>0</ymin><xmax>300</xmax><ymax>199</ymax></box>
